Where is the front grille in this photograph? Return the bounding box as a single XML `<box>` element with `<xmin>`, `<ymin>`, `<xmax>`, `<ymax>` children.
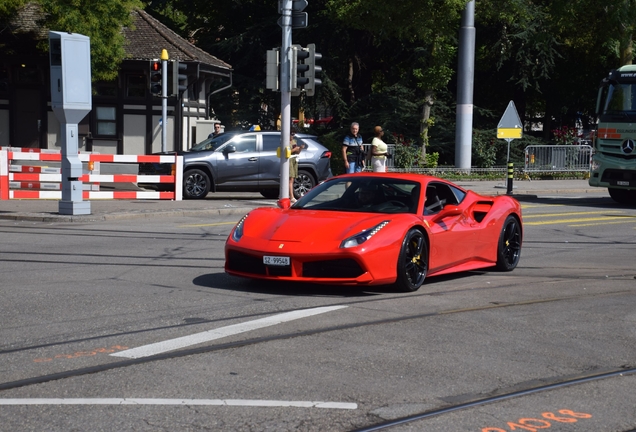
<box><xmin>226</xmin><ymin>250</ymin><xmax>266</xmax><ymax>275</ymax></box>
<box><xmin>303</xmin><ymin>259</ymin><xmax>364</xmax><ymax>278</ymax></box>
<box><xmin>601</xmin><ymin>169</ymin><xmax>636</xmax><ymax>185</ymax></box>
<box><xmin>600</xmin><ymin>152</ymin><xmax>636</xmax><ymax>160</ymax></box>
<box><xmin>267</xmin><ymin>266</ymin><xmax>292</xmax><ymax>277</ymax></box>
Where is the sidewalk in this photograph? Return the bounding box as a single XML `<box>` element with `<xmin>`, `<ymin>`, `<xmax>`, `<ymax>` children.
<box><xmin>0</xmin><ymin>179</ymin><xmax>607</xmax><ymax>223</ymax></box>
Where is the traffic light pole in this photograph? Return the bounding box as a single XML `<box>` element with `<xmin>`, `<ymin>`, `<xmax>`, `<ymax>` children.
<box><xmin>278</xmin><ymin>0</ymin><xmax>292</xmax><ymax>204</ymax></box>
<box><xmin>161</xmin><ymin>49</ymin><xmax>168</xmax><ymax>153</ymax></box>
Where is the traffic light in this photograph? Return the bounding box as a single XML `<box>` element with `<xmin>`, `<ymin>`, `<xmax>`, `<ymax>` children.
<box><xmin>304</xmin><ymin>43</ymin><xmax>322</xmax><ymax>97</ymax></box>
<box><xmin>291</xmin><ymin>45</ymin><xmax>309</xmax><ymax>96</ymax></box>
<box><xmin>172</xmin><ymin>61</ymin><xmax>188</xmax><ymax>95</ymax></box>
<box><xmin>149</xmin><ymin>60</ymin><xmax>162</xmax><ymax>96</ymax></box>
<box><xmin>266</xmin><ymin>48</ymin><xmax>280</xmax><ymax>91</ymax></box>
<box><xmin>277</xmin><ymin>0</ymin><xmax>308</xmax><ymax>29</ymax></box>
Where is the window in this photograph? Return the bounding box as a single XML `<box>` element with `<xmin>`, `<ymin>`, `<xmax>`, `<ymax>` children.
<box><xmin>232</xmin><ymin>134</ymin><xmax>257</xmax><ymax>153</ymax></box>
<box><xmin>126</xmin><ymin>74</ymin><xmax>146</xmax><ymax>98</ymax></box>
<box><xmin>95</xmin><ymin>106</ymin><xmax>117</xmax><ymax>136</ymax></box>
<box><xmin>262</xmin><ymin>134</ymin><xmax>281</xmax><ymax>152</ymax></box>
<box><xmin>187</xmin><ymin>78</ymin><xmax>197</xmax><ymax>101</ymax></box>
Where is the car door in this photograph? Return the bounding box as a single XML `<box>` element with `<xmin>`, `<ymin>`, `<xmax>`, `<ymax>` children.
<box><xmin>423</xmin><ymin>182</ymin><xmax>476</xmax><ymax>272</ymax></box>
<box><xmin>259</xmin><ymin>133</ymin><xmax>282</xmax><ymax>186</ymax></box>
<box><xmin>214</xmin><ymin>133</ymin><xmax>259</xmax><ymax>186</ymax></box>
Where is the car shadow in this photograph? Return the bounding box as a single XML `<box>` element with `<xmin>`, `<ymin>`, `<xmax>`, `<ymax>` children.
<box><xmin>512</xmin><ymin>194</ymin><xmax>636</xmax><ymax>210</ymax></box>
<box><xmin>193</xmin><ymin>270</ymin><xmax>487</xmax><ymax>298</ymax></box>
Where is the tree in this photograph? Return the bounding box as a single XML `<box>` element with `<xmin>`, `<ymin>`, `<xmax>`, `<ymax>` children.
<box><xmin>1</xmin><ymin>0</ymin><xmax>143</xmax><ymax>82</ymax></box>
<box><xmin>324</xmin><ymin>0</ymin><xmax>466</xmax><ymax>157</ymax></box>
<box><xmin>39</xmin><ymin>0</ymin><xmax>143</xmax><ymax>81</ymax></box>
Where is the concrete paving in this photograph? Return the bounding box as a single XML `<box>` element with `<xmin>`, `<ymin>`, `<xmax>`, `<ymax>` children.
<box><xmin>0</xmin><ymin>179</ymin><xmax>608</xmax><ymax>223</ymax></box>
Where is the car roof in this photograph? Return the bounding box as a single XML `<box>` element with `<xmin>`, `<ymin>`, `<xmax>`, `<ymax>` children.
<box><xmin>332</xmin><ymin>172</ymin><xmax>468</xmax><ymax>190</ymax></box>
<box><xmin>222</xmin><ymin>130</ymin><xmax>317</xmax><ymax>138</ymax></box>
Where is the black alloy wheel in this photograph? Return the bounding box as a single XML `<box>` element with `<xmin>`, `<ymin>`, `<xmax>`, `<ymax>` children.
<box><xmin>496</xmin><ymin>215</ymin><xmax>522</xmax><ymax>271</ymax></box>
<box><xmin>293</xmin><ymin>169</ymin><xmax>316</xmax><ymax>199</ymax></box>
<box><xmin>260</xmin><ymin>189</ymin><xmax>279</xmax><ymax>199</ymax></box>
<box><xmin>395</xmin><ymin>228</ymin><xmax>428</xmax><ymax>292</ymax></box>
<box><xmin>183</xmin><ymin>169</ymin><xmax>211</xmax><ymax>199</ymax></box>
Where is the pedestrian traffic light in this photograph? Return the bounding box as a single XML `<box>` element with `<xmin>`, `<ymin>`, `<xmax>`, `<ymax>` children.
<box><xmin>172</xmin><ymin>61</ymin><xmax>188</xmax><ymax>95</ymax></box>
<box><xmin>266</xmin><ymin>48</ymin><xmax>280</xmax><ymax>91</ymax></box>
<box><xmin>304</xmin><ymin>43</ymin><xmax>322</xmax><ymax>97</ymax></box>
<box><xmin>291</xmin><ymin>45</ymin><xmax>309</xmax><ymax>96</ymax></box>
<box><xmin>149</xmin><ymin>60</ymin><xmax>162</xmax><ymax>96</ymax></box>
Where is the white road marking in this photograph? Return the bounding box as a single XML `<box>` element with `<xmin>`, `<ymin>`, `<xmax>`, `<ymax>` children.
<box><xmin>0</xmin><ymin>398</ymin><xmax>357</xmax><ymax>409</ymax></box>
<box><xmin>111</xmin><ymin>305</ymin><xmax>348</xmax><ymax>359</ymax></box>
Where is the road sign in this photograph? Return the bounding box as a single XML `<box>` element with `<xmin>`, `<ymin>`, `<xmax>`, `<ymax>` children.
<box><xmin>497</xmin><ymin>100</ymin><xmax>523</xmax><ymax>139</ymax></box>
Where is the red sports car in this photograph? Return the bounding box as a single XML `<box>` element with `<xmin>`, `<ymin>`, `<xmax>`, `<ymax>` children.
<box><xmin>225</xmin><ymin>173</ymin><xmax>523</xmax><ymax>292</ymax></box>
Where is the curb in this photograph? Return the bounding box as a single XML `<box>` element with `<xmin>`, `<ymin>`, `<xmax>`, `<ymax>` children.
<box><xmin>0</xmin><ymin>206</ymin><xmax>258</xmax><ymax>223</ymax></box>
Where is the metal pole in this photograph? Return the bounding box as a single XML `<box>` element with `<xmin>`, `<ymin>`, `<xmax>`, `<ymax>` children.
<box><xmin>278</xmin><ymin>0</ymin><xmax>292</xmax><ymax>205</ymax></box>
<box><xmin>455</xmin><ymin>0</ymin><xmax>475</xmax><ymax>171</ymax></box>
<box><xmin>161</xmin><ymin>49</ymin><xmax>169</xmax><ymax>153</ymax></box>
<box><xmin>506</xmin><ymin>138</ymin><xmax>514</xmax><ymax>194</ymax></box>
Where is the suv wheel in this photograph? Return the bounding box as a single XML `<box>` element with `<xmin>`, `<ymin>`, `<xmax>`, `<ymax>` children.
<box><xmin>260</xmin><ymin>189</ymin><xmax>279</xmax><ymax>199</ymax></box>
<box><xmin>294</xmin><ymin>169</ymin><xmax>315</xmax><ymax>198</ymax></box>
<box><xmin>183</xmin><ymin>169</ymin><xmax>211</xmax><ymax>199</ymax></box>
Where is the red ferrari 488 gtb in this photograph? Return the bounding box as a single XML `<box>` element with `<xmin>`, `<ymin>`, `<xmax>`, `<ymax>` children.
<box><xmin>225</xmin><ymin>173</ymin><xmax>522</xmax><ymax>292</ymax></box>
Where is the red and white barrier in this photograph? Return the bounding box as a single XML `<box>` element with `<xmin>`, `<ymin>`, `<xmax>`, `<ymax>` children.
<box><xmin>0</xmin><ymin>150</ymin><xmax>183</xmax><ymax>201</ymax></box>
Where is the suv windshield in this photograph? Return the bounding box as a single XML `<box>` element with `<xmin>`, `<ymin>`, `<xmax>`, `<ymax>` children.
<box><xmin>190</xmin><ymin>133</ymin><xmax>236</xmax><ymax>152</ymax></box>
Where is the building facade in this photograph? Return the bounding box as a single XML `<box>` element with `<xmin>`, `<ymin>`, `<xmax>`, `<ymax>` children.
<box><xmin>0</xmin><ymin>6</ymin><xmax>232</xmax><ymax>155</ymax></box>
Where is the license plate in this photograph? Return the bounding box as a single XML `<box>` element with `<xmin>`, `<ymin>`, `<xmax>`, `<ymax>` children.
<box><xmin>617</xmin><ymin>181</ymin><xmax>630</xmax><ymax>186</ymax></box>
<box><xmin>263</xmin><ymin>256</ymin><xmax>290</xmax><ymax>266</ymax></box>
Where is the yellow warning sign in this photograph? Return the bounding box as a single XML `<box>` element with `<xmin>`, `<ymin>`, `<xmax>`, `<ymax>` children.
<box><xmin>497</xmin><ymin>128</ymin><xmax>522</xmax><ymax>139</ymax></box>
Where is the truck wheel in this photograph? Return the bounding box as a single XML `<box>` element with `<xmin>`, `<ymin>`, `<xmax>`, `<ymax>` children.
<box><xmin>183</xmin><ymin>169</ymin><xmax>211</xmax><ymax>199</ymax></box>
<box><xmin>293</xmin><ymin>169</ymin><xmax>315</xmax><ymax>198</ymax></box>
<box><xmin>608</xmin><ymin>188</ymin><xmax>636</xmax><ymax>205</ymax></box>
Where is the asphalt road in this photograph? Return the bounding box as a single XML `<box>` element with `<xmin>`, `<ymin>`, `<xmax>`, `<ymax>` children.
<box><xmin>1</xmin><ymin>191</ymin><xmax>635</xmax><ymax>431</ymax></box>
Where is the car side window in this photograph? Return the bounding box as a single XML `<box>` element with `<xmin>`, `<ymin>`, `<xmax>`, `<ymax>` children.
<box><xmin>435</xmin><ymin>183</ymin><xmax>458</xmax><ymax>206</ymax></box>
<box><xmin>262</xmin><ymin>135</ymin><xmax>280</xmax><ymax>152</ymax></box>
<box><xmin>233</xmin><ymin>135</ymin><xmax>257</xmax><ymax>153</ymax></box>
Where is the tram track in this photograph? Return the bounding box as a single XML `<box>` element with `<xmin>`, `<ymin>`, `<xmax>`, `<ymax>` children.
<box><xmin>349</xmin><ymin>366</ymin><xmax>636</xmax><ymax>431</ymax></box>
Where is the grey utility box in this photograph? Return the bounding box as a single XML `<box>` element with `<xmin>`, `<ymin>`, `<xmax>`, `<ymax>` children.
<box><xmin>49</xmin><ymin>31</ymin><xmax>92</xmax><ymax>215</ymax></box>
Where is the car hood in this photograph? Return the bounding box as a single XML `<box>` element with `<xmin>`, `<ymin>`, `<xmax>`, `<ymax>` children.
<box><xmin>241</xmin><ymin>207</ymin><xmax>401</xmax><ymax>243</ymax></box>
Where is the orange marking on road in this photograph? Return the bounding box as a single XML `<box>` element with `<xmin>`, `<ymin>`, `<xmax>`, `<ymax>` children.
<box><xmin>33</xmin><ymin>345</ymin><xmax>129</xmax><ymax>363</ymax></box>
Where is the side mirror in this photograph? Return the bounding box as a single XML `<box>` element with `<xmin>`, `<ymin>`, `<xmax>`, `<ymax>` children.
<box><xmin>223</xmin><ymin>144</ymin><xmax>236</xmax><ymax>154</ymax></box>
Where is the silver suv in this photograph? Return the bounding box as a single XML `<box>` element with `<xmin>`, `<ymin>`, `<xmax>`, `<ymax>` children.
<box><xmin>140</xmin><ymin>131</ymin><xmax>332</xmax><ymax>199</ymax></box>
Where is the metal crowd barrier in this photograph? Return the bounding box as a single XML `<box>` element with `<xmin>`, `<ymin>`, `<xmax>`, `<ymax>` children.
<box><xmin>362</xmin><ymin>143</ymin><xmax>396</xmax><ymax>169</ymax></box>
<box><xmin>524</xmin><ymin>145</ymin><xmax>592</xmax><ymax>172</ymax></box>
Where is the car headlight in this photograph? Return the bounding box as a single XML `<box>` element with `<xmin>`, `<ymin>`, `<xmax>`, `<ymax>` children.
<box><xmin>590</xmin><ymin>156</ymin><xmax>601</xmax><ymax>172</ymax></box>
<box><xmin>340</xmin><ymin>221</ymin><xmax>390</xmax><ymax>249</ymax></box>
<box><xmin>231</xmin><ymin>214</ymin><xmax>248</xmax><ymax>242</ymax></box>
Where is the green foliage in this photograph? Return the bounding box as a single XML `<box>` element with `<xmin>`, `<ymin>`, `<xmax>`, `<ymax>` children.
<box><xmin>424</xmin><ymin>151</ymin><xmax>439</xmax><ymax>168</ymax></box>
<box><xmin>0</xmin><ymin>0</ymin><xmax>29</xmax><ymax>20</ymax></box>
<box><xmin>471</xmin><ymin>129</ymin><xmax>500</xmax><ymax>168</ymax></box>
<box><xmin>391</xmin><ymin>134</ymin><xmax>422</xmax><ymax>169</ymax></box>
<box><xmin>37</xmin><ymin>0</ymin><xmax>142</xmax><ymax>81</ymax></box>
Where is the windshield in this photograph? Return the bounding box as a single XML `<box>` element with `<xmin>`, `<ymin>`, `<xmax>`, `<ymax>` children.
<box><xmin>190</xmin><ymin>133</ymin><xmax>235</xmax><ymax>152</ymax></box>
<box><xmin>294</xmin><ymin>177</ymin><xmax>421</xmax><ymax>214</ymax></box>
<box><xmin>602</xmin><ymin>82</ymin><xmax>636</xmax><ymax>114</ymax></box>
